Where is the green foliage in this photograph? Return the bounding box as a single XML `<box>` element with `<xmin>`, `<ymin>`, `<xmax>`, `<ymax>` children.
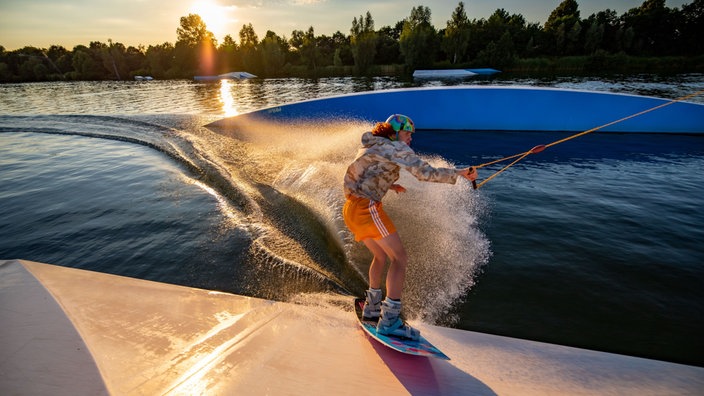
<box><xmin>545</xmin><ymin>0</ymin><xmax>580</xmax><ymax>32</ymax></box>
<box><xmin>444</xmin><ymin>2</ymin><xmax>470</xmax><ymax>64</ymax></box>
<box><xmin>679</xmin><ymin>0</ymin><xmax>704</xmax><ymax>55</ymax></box>
<box><xmin>400</xmin><ymin>6</ymin><xmax>438</xmax><ymax>71</ymax></box>
<box><xmin>477</xmin><ymin>31</ymin><xmax>515</xmax><ymax>68</ymax></box>
<box><xmin>1</xmin><ymin>1</ymin><xmax>702</xmax><ymax>82</ymax></box>
<box><xmin>239</xmin><ymin>23</ymin><xmax>261</xmax><ymax>73</ymax></box>
<box><xmin>375</xmin><ymin>25</ymin><xmax>402</xmax><ymax>65</ymax></box>
<box><xmin>177</xmin><ymin>14</ymin><xmax>216</xmax><ymax>47</ymax></box>
<box><xmin>351</xmin><ymin>11</ymin><xmax>378</xmax><ymax>75</ymax></box>
<box><xmin>145</xmin><ymin>42</ymin><xmax>174</xmax><ymax>79</ymax></box>
<box><xmin>71</xmin><ymin>44</ymin><xmax>105</xmax><ymax>80</ymax></box>
<box><xmin>296</xmin><ymin>27</ymin><xmax>322</xmax><ymax>72</ymax></box>
<box><xmin>260</xmin><ymin>31</ymin><xmax>286</xmax><ymax>77</ymax></box>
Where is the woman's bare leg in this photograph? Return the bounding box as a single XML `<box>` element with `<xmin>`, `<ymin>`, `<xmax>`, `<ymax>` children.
<box><xmin>364</xmin><ymin>232</ymin><xmax>407</xmax><ymax>300</ymax></box>
<box><xmin>362</xmin><ymin>238</ymin><xmax>387</xmax><ymax>289</ymax></box>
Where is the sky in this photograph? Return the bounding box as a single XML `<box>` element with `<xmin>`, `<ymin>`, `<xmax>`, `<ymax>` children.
<box><xmin>0</xmin><ymin>0</ymin><xmax>692</xmax><ymax>51</ymax></box>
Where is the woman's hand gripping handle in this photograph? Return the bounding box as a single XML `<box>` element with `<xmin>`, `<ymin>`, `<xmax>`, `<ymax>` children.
<box><xmin>458</xmin><ymin>167</ymin><xmax>478</xmax><ymax>189</ymax></box>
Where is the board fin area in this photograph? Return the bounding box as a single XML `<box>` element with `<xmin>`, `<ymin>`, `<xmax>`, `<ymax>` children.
<box><xmin>354</xmin><ymin>298</ymin><xmax>450</xmax><ymax>360</ymax></box>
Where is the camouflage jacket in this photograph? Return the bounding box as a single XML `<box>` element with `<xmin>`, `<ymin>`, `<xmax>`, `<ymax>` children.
<box><xmin>343</xmin><ymin>132</ymin><xmax>458</xmax><ymax>202</ymax></box>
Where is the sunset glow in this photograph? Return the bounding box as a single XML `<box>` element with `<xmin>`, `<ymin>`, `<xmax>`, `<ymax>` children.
<box><xmin>188</xmin><ymin>1</ymin><xmax>237</xmax><ymax>41</ymax></box>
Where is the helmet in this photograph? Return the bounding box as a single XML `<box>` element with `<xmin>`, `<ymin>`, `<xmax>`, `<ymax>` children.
<box><xmin>385</xmin><ymin>114</ymin><xmax>415</xmax><ymax>133</ymax></box>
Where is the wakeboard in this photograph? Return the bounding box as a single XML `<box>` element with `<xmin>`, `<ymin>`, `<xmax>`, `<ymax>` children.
<box><xmin>354</xmin><ymin>298</ymin><xmax>450</xmax><ymax>360</ymax></box>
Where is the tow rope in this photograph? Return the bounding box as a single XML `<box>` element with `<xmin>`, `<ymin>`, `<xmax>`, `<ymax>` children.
<box><xmin>469</xmin><ymin>89</ymin><xmax>704</xmax><ymax>189</ymax></box>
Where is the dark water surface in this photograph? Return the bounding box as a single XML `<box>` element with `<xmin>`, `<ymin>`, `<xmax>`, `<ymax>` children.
<box><xmin>1</xmin><ymin>75</ymin><xmax>703</xmax><ymax>366</ymax></box>
<box><xmin>0</xmin><ymin>132</ymin><xmax>254</xmax><ymax>292</ymax></box>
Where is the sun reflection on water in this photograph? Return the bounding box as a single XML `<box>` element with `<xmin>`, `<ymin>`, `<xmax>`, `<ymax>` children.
<box><xmin>218</xmin><ymin>79</ymin><xmax>240</xmax><ymax>117</ymax></box>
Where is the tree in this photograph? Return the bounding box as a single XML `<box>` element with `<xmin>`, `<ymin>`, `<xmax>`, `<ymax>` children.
<box><xmin>175</xmin><ymin>14</ymin><xmax>217</xmax><ymax>76</ymax></box>
<box><xmin>71</xmin><ymin>44</ymin><xmax>105</xmax><ymax>80</ymax></box>
<box><xmin>101</xmin><ymin>39</ymin><xmax>128</xmax><ymax>80</ymax></box>
<box><xmin>260</xmin><ymin>31</ymin><xmax>286</xmax><ymax>76</ymax></box>
<box><xmin>239</xmin><ymin>23</ymin><xmax>259</xmax><ymax>49</ymax></box>
<box><xmin>331</xmin><ymin>31</ymin><xmax>353</xmax><ymax>66</ymax></box>
<box><xmin>679</xmin><ymin>0</ymin><xmax>704</xmax><ymax>55</ymax></box>
<box><xmin>443</xmin><ymin>2</ymin><xmax>470</xmax><ymax>64</ymax></box>
<box><xmin>566</xmin><ymin>20</ymin><xmax>582</xmax><ymax>55</ymax></box>
<box><xmin>177</xmin><ymin>14</ymin><xmax>216</xmax><ymax>47</ymax></box>
<box><xmin>239</xmin><ymin>23</ymin><xmax>261</xmax><ymax>73</ymax></box>
<box><xmin>216</xmin><ymin>35</ymin><xmax>238</xmax><ymax>74</ymax></box>
<box><xmin>350</xmin><ymin>11</ymin><xmax>378</xmax><ymax>75</ymax></box>
<box><xmin>584</xmin><ymin>9</ymin><xmax>620</xmax><ymax>53</ymax></box>
<box><xmin>172</xmin><ymin>41</ymin><xmax>195</xmax><ymax>77</ymax></box>
<box><xmin>15</xmin><ymin>47</ymin><xmax>48</xmax><ymax>81</ymax></box>
<box><xmin>2</xmin><ymin>2</ymin><xmax>702</xmax><ymax>82</ymax></box>
<box><xmin>124</xmin><ymin>45</ymin><xmax>146</xmax><ymax>76</ymax></box>
<box><xmin>584</xmin><ymin>20</ymin><xmax>605</xmax><ymax>54</ymax></box>
<box><xmin>485</xmin><ymin>9</ymin><xmax>511</xmax><ymax>43</ymax></box>
<box><xmin>544</xmin><ymin>0</ymin><xmax>581</xmax><ymax>54</ymax></box>
<box><xmin>545</xmin><ymin>0</ymin><xmax>580</xmax><ymax>31</ymax></box>
<box><xmin>317</xmin><ymin>34</ymin><xmax>339</xmax><ymax>69</ymax></box>
<box><xmin>46</xmin><ymin>45</ymin><xmax>71</xmax><ymax>76</ymax></box>
<box><xmin>0</xmin><ymin>46</ymin><xmax>11</xmax><ymax>82</ymax></box>
<box><xmin>145</xmin><ymin>42</ymin><xmax>173</xmax><ymax>78</ymax></box>
<box><xmin>399</xmin><ymin>6</ymin><xmax>438</xmax><ymax>71</ymax></box>
<box><xmin>296</xmin><ymin>26</ymin><xmax>321</xmax><ymax>71</ymax></box>
<box><xmin>477</xmin><ymin>30</ymin><xmax>515</xmax><ymax>68</ymax></box>
<box><xmin>621</xmin><ymin>0</ymin><xmax>677</xmax><ymax>55</ymax></box>
<box><xmin>375</xmin><ymin>23</ymin><xmax>402</xmax><ymax>65</ymax></box>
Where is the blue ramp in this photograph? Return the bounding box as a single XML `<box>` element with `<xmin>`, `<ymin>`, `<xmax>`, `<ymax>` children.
<box><xmin>208</xmin><ymin>86</ymin><xmax>704</xmax><ymax>134</ymax></box>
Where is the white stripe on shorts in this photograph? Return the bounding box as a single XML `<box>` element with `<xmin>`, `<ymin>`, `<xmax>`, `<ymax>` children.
<box><xmin>368</xmin><ymin>200</ymin><xmax>390</xmax><ymax>238</ymax></box>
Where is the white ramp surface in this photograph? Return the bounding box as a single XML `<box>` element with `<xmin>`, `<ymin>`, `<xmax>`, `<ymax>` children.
<box><xmin>2</xmin><ymin>259</ymin><xmax>703</xmax><ymax>395</ymax></box>
<box><xmin>0</xmin><ymin>260</ymin><xmax>108</xmax><ymax>395</ymax></box>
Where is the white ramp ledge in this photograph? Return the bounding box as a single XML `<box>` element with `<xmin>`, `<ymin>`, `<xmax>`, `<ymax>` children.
<box><xmin>1</xmin><ymin>259</ymin><xmax>703</xmax><ymax>395</ymax></box>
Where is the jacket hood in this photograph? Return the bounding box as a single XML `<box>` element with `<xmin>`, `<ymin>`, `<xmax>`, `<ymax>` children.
<box><xmin>361</xmin><ymin>131</ymin><xmax>392</xmax><ymax>148</ymax></box>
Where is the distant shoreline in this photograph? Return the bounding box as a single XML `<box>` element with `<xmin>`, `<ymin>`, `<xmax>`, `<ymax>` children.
<box><xmin>2</xmin><ymin>54</ymin><xmax>702</xmax><ymax>83</ymax></box>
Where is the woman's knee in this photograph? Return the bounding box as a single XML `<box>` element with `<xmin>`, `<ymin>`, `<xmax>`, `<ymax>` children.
<box><xmin>389</xmin><ymin>251</ymin><xmax>408</xmax><ymax>269</ymax></box>
<box><xmin>372</xmin><ymin>254</ymin><xmax>387</xmax><ymax>266</ymax></box>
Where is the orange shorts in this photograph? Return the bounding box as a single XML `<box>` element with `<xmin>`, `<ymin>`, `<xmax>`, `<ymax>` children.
<box><xmin>343</xmin><ymin>196</ymin><xmax>397</xmax><ymax>242</ymax></box>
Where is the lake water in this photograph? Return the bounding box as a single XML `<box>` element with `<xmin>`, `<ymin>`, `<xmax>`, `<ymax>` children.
<box><xmin>1</xmin><ymin>74</ymin><xmax>703</xmax><ymax>366</ymax></box>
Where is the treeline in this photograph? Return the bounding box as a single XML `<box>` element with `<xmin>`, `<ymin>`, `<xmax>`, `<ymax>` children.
<box><xmin>1</xmin><ymin>0</ymin><xmax>702</xmax><ymax>82</ymax></box>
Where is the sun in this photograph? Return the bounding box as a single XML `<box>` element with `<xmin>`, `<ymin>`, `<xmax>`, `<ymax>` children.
<box><xmin>189</xmin><ymin>1</ymin><xmax>237</xmax><ymax>40</ymax></box>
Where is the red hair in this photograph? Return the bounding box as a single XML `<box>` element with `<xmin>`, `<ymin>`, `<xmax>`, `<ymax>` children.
<box><xmin>371</xmin><ymin>122</ymin><xmax>396</xmax><ymax>140</ymax></box>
